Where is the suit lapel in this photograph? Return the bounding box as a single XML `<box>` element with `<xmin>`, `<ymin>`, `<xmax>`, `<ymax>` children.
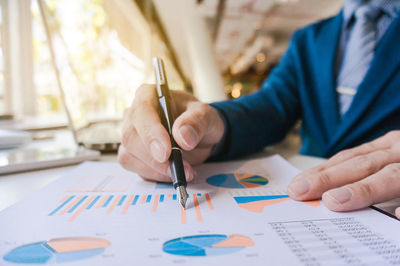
<box><xmin>328</xmin><ymin>16</ymin><xmax>400</xmax><ymax>150</ymax></box>
<box><xmin>315</xmin><ymin>13</ymin><xmax>342</xmax><ymax>140</ymax></box>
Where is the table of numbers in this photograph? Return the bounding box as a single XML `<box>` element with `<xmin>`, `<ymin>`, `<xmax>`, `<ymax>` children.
<box><xmin>270</xmin><ymin>217</ymin><xmax>400</xmax><ymax>266</ymax></box>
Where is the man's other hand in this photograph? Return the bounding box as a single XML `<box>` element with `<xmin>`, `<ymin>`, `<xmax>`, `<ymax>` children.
<box><xmin>288</xmin><ymin>131</ymin><xmax>400</xmax><ymax>219</ymax></box>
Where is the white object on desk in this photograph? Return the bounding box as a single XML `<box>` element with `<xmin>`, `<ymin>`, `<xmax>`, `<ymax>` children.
<box><xmin>0</xmin><ymin>146</ymin><xmax>100</xmax><ymax>175</ymax></box>
<box><xmin>0</xmin><ymin>129</ymin><xmax>31</xmax><ymax>149</ymax></box>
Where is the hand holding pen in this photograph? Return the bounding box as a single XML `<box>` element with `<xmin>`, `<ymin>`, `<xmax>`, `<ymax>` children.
<box><xmin>118</xmin><ymin>60</ymin><xmax>225</xmax><ymax>204</ymax></box>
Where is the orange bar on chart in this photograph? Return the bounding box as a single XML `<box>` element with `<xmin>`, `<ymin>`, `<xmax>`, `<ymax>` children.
<box><xmin>59</xmin><ymin>195</ymin><xmax>70</xmax><ymax>204</ymax></box>
<box><xmin>59</xmin><ymin>196</ymin><xmax>84</xmax><ymax>215</ymax></box>
<box><xmin>69</xmin><ymin>196</ymin><xmax>96</xmax><ymax>222</ymax></box>
<box><xmin>193</xmin><ymin>194</ymin><xmax>203</xmax><ymax>222</ymax></box>
<box><xmin>303</xmin><ymin>200</ymin><xmax>320</xmax><ymax>207</ymax></box>
<box><xmin>121</xmin><ymin>195</ymin><xmax>134</xmax><ymax>214</ymax></box>
<box><xmin>107</xmin><ymin>195</ymin><xmax>122</xmax><ymax>214</ymax></box>
<box><xmin>205</xmin><ymin>193</ymin><xmax>214</xmax><ymax>210</ymax></box>
<box><xmin>152</xmin><ymin>195</ymin><xmax>160</xmax><ymax>212</ymax></box>
<box><xmin>140</xmin><ymin>195</ymin><xmax>147</xmax><ymax>204</ymax></box>
<box><xmin>181</xmin><ymin>206</ymin><xmax>187</xmax><ymax>224</ymax></box>
<box><xmin>96</xmin><ymin>195</ymin><xmax>110</xmax><ymax>208</ymax></box>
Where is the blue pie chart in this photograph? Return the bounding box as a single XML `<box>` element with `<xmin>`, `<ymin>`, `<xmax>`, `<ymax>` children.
<box><xmin>3</xmin><ymin>237</ymin><xmax>110</xmax><ymax>264</ymax></box>
<box><xmin>163</xmin><ymin>234</ymin><xmax>253</xmax><ymax>257</ymax></box>
<box><xmin>206</xmin><ymin>173</ymin><xmax>269</xmax><ymax>189</ymax></box>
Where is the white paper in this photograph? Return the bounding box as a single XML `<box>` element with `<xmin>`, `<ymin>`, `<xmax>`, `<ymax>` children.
<box><xmin>1</xmin><ymin>155</ymin><xmax>400</xmax><ymax>266</ymax></box>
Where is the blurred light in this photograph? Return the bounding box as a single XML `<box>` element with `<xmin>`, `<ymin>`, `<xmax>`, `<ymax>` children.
<box><xmin>225</xmin><ymin>85</ymin><xmax>232</xmax><ymax>94</ymax></box>
<box><xmin>231</xmin><ymin>88</ymin><xmax>241</xmax><ymax>98</ymax></box>
<box><xmin>232</xmin><ymin>82</ymin><xmax>242</xmax><ymax>91</ymax></box>
<box><xmin>256</xmin><ymin>53</ymin><xmax>266</xmax><ymax>63</ymax></box>
<box><xmin>231</xmin><ymin>82</ymin><xmax>242</xmax><ymax>98</ymax></box>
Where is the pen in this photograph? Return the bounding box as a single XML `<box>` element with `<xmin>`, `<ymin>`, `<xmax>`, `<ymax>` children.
<box><xmin>153</xmin><ymin>57</ymin><xmax>188</xmax><ymax>209</ymax></box>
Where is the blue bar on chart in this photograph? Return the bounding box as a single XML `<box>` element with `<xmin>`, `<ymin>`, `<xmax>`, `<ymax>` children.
<box><xmin>103</xmin><ymin>195</ymin><xmax>114</xmax><ymax>207</ymax></box>
<box><xmin>86</xmin><ymin>195</ymin><xmax>101</xmax><ymax>210</ymax></box>
<box><xmin>131</xmin><ymin>195</ymin><xmax>140</xmax><ymax>205</ymax></box>
<box><xmin>118</xmin><ymin>195</ymin><xmax>127</xmax><ymax>206</ymax></box>
<box><xmin>68</xmin><ymin>196</ymin><xmax>88</xmax><ymax>213</ymax></box>
<box><xmin>146</xmin><ymin>195</ymin><xmax>152</xmax><ymax>203</ymax></box>
<box><xmin>48</xmin><ymin>193</ymin><xmax>214</xmax><ymax>224</ymax></box>
<box><xmin>48</xmin><ymin>196</ymin><xmax>75</xmax><ymax>216</ymax></box>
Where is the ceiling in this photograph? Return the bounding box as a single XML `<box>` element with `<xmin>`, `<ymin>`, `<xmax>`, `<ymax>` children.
<box><xmin>196</xmin><ymin>0</ymin><xmax>343</xmax><ymax>74</ymax></box>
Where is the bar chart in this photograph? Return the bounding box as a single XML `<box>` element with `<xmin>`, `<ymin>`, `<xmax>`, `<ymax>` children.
<box><xmin>49</xmin><ymin>193</ymin><xmax>214</xmax><ymax>224</ymax></box>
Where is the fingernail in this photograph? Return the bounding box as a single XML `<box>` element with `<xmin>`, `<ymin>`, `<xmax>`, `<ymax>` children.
<box><xmin>395</xmin><ymin>208</ymin><xmax>400</xmax><ymax>220</ymax></box>
<box><xmin>179</xmin><ymin>125</ymin><xmax>199</xmax><ymax>148</ymax></box>
<box><xmin>150</xmin><ymin>140</ymin><xmax>166</xmax><ymax>162</ymax></box>
<box><xmin>326</xmin><ymin>187</ymin><xmax>353</xmax><ymax>204</ymax></box>
<box><xmin>185</xmin><ymin>168</ymin><xmax>193</xmax><ymax>182</ymax></box>
<box><xmin>166</xmin><ymin>165</ymin><xmax>172</xmax><ymax>178</ymax></box>
<box><xmin>288</xmin><ymin>179</ymin><xmax>312</xmax><ymax>197</ymax></box>
<box><xmin>184</xmin><ymin>162</ymin><xmax>195</xmax><ymax>182</ymax></box>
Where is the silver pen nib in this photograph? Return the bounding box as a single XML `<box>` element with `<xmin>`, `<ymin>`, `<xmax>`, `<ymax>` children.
<box><xmin>176</xmin><ymin>186</ymin><xmax>188</xmax><ymax>209</ymax></box>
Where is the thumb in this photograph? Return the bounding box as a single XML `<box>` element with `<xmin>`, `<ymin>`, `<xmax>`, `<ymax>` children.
<box><xmin>172</xmin><ymin>103</ymin><xmax>219</xmax><ymax>151</ymax></box>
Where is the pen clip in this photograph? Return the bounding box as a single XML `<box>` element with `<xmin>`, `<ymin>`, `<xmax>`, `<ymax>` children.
<box><xmin>153</xmin><ymin>57</ymin><xmax>166</xmax><ymax>86</ymax></box>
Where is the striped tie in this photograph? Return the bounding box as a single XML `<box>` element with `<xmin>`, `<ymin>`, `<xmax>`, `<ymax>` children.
<box><xmin>337</xmin><ymin>4</ymin><xmax>382</xmax><ymax>115</ymax></box>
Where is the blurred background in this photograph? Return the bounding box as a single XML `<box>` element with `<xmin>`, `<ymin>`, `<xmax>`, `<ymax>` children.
<box><xmin>0</xmin><ymin>0</ymin><xmax>343</xmax><ymax>129</ymax></box>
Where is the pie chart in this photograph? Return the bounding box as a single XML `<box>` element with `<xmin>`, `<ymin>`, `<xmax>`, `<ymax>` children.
<box><xmin>206</xmin><ymin>173</ymin><xmax>268</xmax><ymax>189</ymax></box>
<box><xmin>3</xmin><ymin>237</ymin><xmax>110</xmax><ymax>264</ymax></box>
<box><xmin>163</xmin><ymin>234</ymin><xmax>254</xmax><ymax>256</ymax></box>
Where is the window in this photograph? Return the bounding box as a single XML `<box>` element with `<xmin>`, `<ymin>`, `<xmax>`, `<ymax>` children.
<box><xmin>0</xmin><ymin>3</ymin><xmax>5</xmax><ymax>114</ymax></box>
<box><xmin>3</xmin><ymin>0</ymin><xmax>185</xmax><ymax>126</ymax></box>
<box><xmin>0</xmin><ymin>1</ymin><xmax>10</xmax><ymax>116</ymax></box>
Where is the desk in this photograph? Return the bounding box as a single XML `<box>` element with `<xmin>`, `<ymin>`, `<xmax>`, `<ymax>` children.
<box><xmin>0</xmin><ymin>133</ymin><xmax>396</xmax><ymax>218</ymax></box>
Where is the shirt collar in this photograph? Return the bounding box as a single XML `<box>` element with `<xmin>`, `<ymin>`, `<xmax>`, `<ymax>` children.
<box><xmin>343</xmin><ymin>0</ymin><xmax>400</xmax><ymax>28</ymax></box>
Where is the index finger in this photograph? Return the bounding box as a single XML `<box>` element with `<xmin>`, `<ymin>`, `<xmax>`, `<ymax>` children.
<box><xmin>301</xmin><ymin>132</ymin><xmax>395</xmax><ymax>176</ymax></box>
<box><xmin>130</xmin><ymin>84</ymin><xmax>171</xmax><ymax>163</ymax></box>
<box><xmin>288</xmin><ymin>149</ymin><xmax>400</xmax><ymax>200</ymax></box>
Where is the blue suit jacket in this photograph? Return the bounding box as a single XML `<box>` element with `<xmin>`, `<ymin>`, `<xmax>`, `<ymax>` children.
<box><xmin>211</xmin><ymin>11</ymin><xmax>400</xmax><ymax>160</ymax></box>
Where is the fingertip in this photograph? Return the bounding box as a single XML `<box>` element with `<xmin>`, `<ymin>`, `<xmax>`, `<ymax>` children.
<box><xmin>287</xmin><ymin>178</ymin><xmax>312</xmax><ymax>200</ymax></box>
<box><xmin>322</xmin><ymin>191</ymin><xmax>343</xmax><ymax>211</ymax></box>
<box><xmin>148</xmin><ymin>126</ymin><xmax>172</xmax><ymax>163</ymax></box>
<box><xmin>150</xmin><ymin>140</ymin><xmax>169</xmax><ymax>163</ymax></box>
<box><xmin>188</xmin><ymin>168</ymin><xmax>197</xmax><ymax>182</ymax></box>
<box><xmin>395</xmin><ymin>207</ymin><xmax>400</xmax><ymax>220</ymax></box>
<box><xmin>176</xmin><ymin>124</ymin><xmax>199</xmax><ymax>150</ymax></box>
<box><xmin>322</xmin><ymin>187</ymin><xmax>354</xmax><ymax>212</ymax></box>
<box><xmin>140</xmin><ymin>174</ymin><xmax>171</xmax><ymax>183</ymax></box>
<box><xmin>182</xmin><ymin>161</ymin><xmax>196</xmax><ymax>182</ymax></box>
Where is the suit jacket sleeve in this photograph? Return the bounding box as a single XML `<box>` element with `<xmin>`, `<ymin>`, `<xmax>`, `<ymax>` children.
<box><xmin>209</xmin><ymin>32</ymin><xmax>302</xmax><ymax>161</ymax></box>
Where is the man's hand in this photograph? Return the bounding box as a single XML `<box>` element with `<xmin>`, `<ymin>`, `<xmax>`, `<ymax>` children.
<box><xmin>118</xmin><ymin>84</ymin><xmax>225</xmax><ymax>182</ymax></box>
<box><xmin>288</xmin><ymin>130</ymin><xmax>400</xmax><ymax>219</ymax></box>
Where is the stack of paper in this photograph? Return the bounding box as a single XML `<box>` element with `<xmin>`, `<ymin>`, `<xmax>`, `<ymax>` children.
<box><xmin>1</xmin><ymin>155</ymin><xmax>399</xmax><ymax>265</ymax></box>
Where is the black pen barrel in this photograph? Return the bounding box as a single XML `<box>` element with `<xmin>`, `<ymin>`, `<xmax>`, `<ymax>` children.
<box><xmin>169</xmin><ymin>148</ymin><xmax>187</xmax><ymax>189</ymax></box>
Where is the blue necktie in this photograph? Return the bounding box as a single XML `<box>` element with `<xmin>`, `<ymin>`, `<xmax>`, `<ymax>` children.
<box><xmin>337</xmin><ymin>4</ymin><xmax>382</xmax><ymax>115</ymax></box>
